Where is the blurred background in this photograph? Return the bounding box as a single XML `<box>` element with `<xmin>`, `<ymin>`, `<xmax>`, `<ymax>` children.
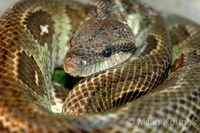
<box><xmin>1</xmin><ymin>0</ymin><xmax>200</xmax><ymax>23</ymax></box>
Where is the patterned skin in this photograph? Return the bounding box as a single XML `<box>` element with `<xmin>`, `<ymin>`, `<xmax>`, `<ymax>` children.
<box><xmin>0</xmin><ymin>0</ymin><xmax>199</xmax><ymax>132</ymax></box>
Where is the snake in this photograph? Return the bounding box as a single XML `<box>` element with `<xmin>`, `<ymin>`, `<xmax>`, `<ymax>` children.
<box><xmin>0</xmin><ymin>0</ymin><xmax>200</xmax><ymax>132</ymax></box>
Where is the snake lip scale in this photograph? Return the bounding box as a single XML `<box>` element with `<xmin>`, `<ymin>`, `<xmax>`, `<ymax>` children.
<box><xmin>0</xmin><ymin>0</ymin><xmax>200</xmax><ymax>132</ymax></box>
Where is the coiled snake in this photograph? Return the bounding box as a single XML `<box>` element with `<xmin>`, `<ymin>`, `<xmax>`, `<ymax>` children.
<box><xmin>0</xmin><ymin>0</ymin><xmax>200</xmax><ymax>132</ymax></box>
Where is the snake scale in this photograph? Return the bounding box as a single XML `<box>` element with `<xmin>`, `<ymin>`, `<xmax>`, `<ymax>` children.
<box><xmin>0</xmin><ymin>0</ymin><xmax>200</xmax><ymax>132</ymax></box>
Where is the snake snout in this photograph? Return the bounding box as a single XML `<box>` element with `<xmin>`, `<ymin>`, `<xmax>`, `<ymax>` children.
<box><xmin>64</xmin><ymin>55</ymin><xmax>87</xmax><ymax>77</ymax></box>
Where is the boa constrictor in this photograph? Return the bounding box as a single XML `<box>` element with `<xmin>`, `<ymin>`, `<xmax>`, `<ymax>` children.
<box><xmin>0</xmin><ymin>0</ymin><xmax>200</xmax><ymax>132</ymax></box>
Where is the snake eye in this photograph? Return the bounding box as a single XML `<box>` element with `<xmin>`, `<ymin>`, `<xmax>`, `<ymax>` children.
<box><xmin>102</xmin><ymin>48</ymin><xmax>112</xmax><ymax>57</ymax></box>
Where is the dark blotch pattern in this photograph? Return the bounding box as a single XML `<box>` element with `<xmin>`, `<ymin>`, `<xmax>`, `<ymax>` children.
<box><xmin>112</xmin><ymin>91</ymin><xmax>146</xmax><ymax>107</ymax></box>
<box><xmin>140</xmin><ymin>35</ymin><xmax>158</xmax><ymax>56</ymax></box>
<box><xmin>170</xmin><ymin>25</ymin><xmax>190</xmax><ymax>45</ymax></box>
<box><xmin>23</xmin><ymin>10</ymin><xmax>54</xmax><ymax>52</ymax></box>
<box><xmin>18</xmin><ymin>51</ymin><xmax>46</xmax><ymax>95</ymax></box>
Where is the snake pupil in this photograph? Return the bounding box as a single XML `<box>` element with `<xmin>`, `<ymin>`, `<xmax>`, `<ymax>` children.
<box><xmin>102</xmin><ymin>48</ymin><xmax>112</xmax><ymax>57</ymax></box>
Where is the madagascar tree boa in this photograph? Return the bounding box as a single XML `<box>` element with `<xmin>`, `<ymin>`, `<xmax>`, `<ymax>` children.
<box><xmin>0</xmin><ymin>0</ymin><xmax>200</xmax><ymax>132</ymax></box>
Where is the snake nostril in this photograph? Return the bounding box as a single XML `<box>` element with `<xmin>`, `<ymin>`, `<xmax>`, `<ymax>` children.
<box><xmin>79</xmin><ymin>60</ymin><xmax>86</xmax><ymax>66</ymax></box>
<box><xmin>66</xmin><ymin>55</ymin><xmax>72</xmax><ymax>62</ymax></box>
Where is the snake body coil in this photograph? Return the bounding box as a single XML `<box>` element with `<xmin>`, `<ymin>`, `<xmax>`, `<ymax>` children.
<box><xmin>0</xmin><ymin>0</ymin><xmax>200</xmax><ymax>132</ymax></box>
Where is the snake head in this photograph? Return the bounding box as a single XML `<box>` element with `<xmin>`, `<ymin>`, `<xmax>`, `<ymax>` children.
<box><xmin>64</xmin><ymin>18</ymin><xmax>137</xmax><ymax>77</ymax></box>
